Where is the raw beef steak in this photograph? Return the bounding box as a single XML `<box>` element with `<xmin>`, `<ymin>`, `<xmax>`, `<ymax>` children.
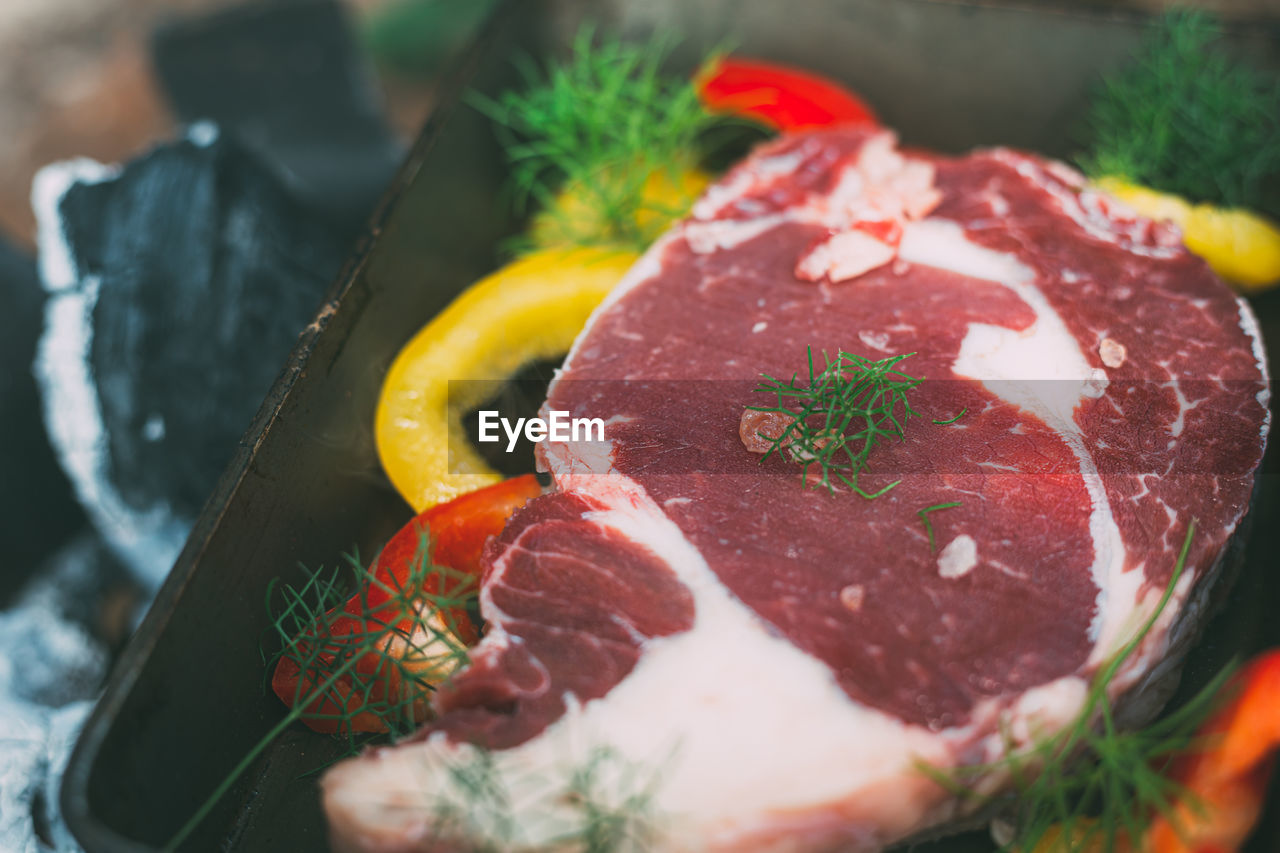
<box><xmin>324</xmin><ymin>128</ymin><xmax>1269</xmax><ymax>852</ymax></box>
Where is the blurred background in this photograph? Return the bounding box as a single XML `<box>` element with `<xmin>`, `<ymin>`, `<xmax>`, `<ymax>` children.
<box><xmin>0</xmin><ymin>0</ymin><xmax>504</xmax><ymax>247</ymax></box>
<box><xmin>0</xmin><ymin>0</ymin><xmax>1276</xmax><ymax>851</ymax></box>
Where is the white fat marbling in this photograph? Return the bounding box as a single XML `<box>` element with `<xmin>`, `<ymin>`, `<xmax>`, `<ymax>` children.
<box><xmin>1238</xmin><ymin>298</ymin><xmax>1273</xmax><ymax>426</ymax></box>
<box><xmin>938</xmin><ymin>535</ymin><xmax>978</xmax><ymax>579</ymax></box>
<box><xmin>691</xmin><ymin>148</ymin><xmax>808</xmax><ymax>220</ymax></box>
<box><xmin>684</xmin><ymin>215</ymin><xmax>787</xmax><ymax>255</ymax></box>
<box><xmin>327</xmin><ymin>470</ymin><xmax>959</xmax><ymax>850</ymax></box>
<box><xmin>899</xmin><ymin>218</ymin><xmax>1144</xmax><ymax>669</ymax></box>
<box><xmin>901</xmin><ymin>220</ymin><xmax>1102</xmax><ymax>423</ymax></box>
<box><xmin>796</xmin><ymin>229</ymin><xmax>895</xmax><ymax>282</ymax></box>
<box><xmin>988</xmin><ymin>150</ymin><xmax>1182</xmax><ymax>260</ymax></box>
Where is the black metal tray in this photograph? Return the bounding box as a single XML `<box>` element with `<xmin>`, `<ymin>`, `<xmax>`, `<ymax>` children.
<box><xmin>62</xmin><ymin>1</ymin><xmax>1280</xmax><ymax>851</ymax></box>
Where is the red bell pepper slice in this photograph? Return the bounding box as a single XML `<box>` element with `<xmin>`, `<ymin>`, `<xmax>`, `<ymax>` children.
<box><xmin>271</xmin><ymin>474</ymin><xmax>542</xmax><ymax>733</ymax></box>
<box><xmin>1144</xmin><ymin>650</ymin><xmax>1280</xmax><ymax>852</ymax></box>
<box><xmin>697</xmin><ymin>56</ymin><xmax>878</xmax><ymax>132</ymax></box>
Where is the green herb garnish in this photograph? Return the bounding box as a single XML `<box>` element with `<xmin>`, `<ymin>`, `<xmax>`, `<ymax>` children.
<box><xmin>166</xmin><ymin>534</ymin><xmax>476</xmax><ymax>851</ymax></box>
<box><xmin>557</xmin><ymin>747</ymin><xmax>665</xmax><ymax>853</ymax></box>
<box><xmin>917</xmin><ymin>502</ymin><xmax>962</xmax><ymax>552</ymax></box>
<box><xmin>748</xmin><ymin>348</ymin><xmax>922</xmax><ymax>497</ymax></box>
<box><xmin>1079</xmin><ymin>9</ymin><xmax>1280</xmax><ymax>214</ymax></box>
<box><xmin>265</xmin><ymin>533</ymin><xmax>478</xmax><ymax>747</ymax></box>
<box><xmin>920</xmin><ymin>520</ymin><xmax>1233</xmax><ymax>852</ymax></box>
<box><xmin>932</xmin><ymin>408</ymin><xmax>967</xmax><ymax>426</ymax></box>
<box><xmin>427</xmin><ymin>745</ymin><xmax>667</xmax><ymax>852</ymax></box>
<box><xmin>471</xmin><ymin>27</ymin><xmax>727</xmax><ymax>251</ymax></box>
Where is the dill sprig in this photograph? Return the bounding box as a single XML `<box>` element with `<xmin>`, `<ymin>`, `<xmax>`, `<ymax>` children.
<box><xmin>921</xmin><ymin>521</ymin><xmax>1235</xmax><ymax>852</ymax></box>
<box><xmin>429</xmin><ymin>746</ymin><xmax>665</xmax><ymax>852</ymax></box>
<box><xmin>264</xmin><ymin>532</ymin><xmax>478</xmax><ymax>747</ymax></box>
<box><xmin>166</xmin><ymin>534</ymin><xmax>477</xmax><ymax>851</ymax></box>
<box><xmin>554</xmin><ymin>746</ymin><xmax>665</xmax><ymax>852</ymax></box>
<box><xmin>918</xmin><ymin>502</ymin><xmax>962</xmax><ymax>552</ymax></box>
<box><xmin>748</xmin><ymin>348</ymin><xmax>922</xmax><ymax>497</ymax></box>
<box><xmin>471</xmin><ymin>27</ymin><xmax>727</xmax><ymax>251</ymax></box>
<box><xmin>1079</xmin><ymin>9</ymin><xmax>1280</xmax><ymax>215</ymax></box>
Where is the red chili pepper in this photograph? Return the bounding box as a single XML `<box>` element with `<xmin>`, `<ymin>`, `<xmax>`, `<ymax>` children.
<box><xmin>1144</xmin><ymin>650</ymin><xmax>1280</xmax><ymax>852</ymax></box>
<box><xmin>271</xmin><ymin>475</ymin><xmax>542</xmax><ymax>733</ymax></box>
<box><xmin>697</xmin><ymin>56</ymin><xmax>878</xmax><ymax>132</ymax></box>
<box><xmin>360</xmin><ymin>474</ymin><xmax>542</xmax><ymax>642</ymax></box>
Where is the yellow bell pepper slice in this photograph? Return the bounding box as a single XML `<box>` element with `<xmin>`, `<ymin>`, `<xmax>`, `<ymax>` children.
<box><xmin>1095</xmin><ymin>177</ymin><xmax>1280</xmax><ymax>293</ymax></box>
<box><xmin>376</xmin><ymin>166</ymin><xmax>711</xmax><ymax>513</ymax></box>
<box><xmin>375</xmin><ymin>246</ymin><xmax>640</xmax><ymax>512</ymax></box>
<box><xmin>528</xmin><ymin>166</ymin><xmax>712</xmax><ymax>250</ymax></box>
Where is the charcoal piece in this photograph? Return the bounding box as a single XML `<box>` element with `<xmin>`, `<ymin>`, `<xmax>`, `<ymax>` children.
<box><xmin>0</xmin><ymin>534</ymin><xmax>115</xmax><ymax>709</ymax></box>
<box><xmin>0</xmin><ymin>237</ymin><xmax>85</xmax><ymax>599</ymax></box>
<box><xmin>151</xmin><ymin>0</ymin><xmax>404</xmax><ymax>236</ymax></box>
<box><xmin>33</xmin><ymin>128</ymin><xmax>348</xmax><ymax>585</ymax></box>
<box><xmin>0</xmin><ymin>534</ymin><xmax>111</xmax><ymax>853</ymax></box>
<box><xmin>38</xmin><ymin>700</ymin><xmax>93</xmax><ymax>853</ymax></box>
<box><xmin>0</xmin><ymin>701</ymin><xmax>47</xmax><ymax>851</ymax></box>
<box><xmin>0</xmin><ymin>700</ymin><xmax>92</xmax><ymax>853</ymax></box>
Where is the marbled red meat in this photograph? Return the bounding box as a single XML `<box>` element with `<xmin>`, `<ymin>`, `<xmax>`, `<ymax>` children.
<box><xmin>428</xmin><ymin>491</ymin><xmax>695</xmax><ymax>750</ymax></box>
<box><xmin>324</xmin><ymin>128</ymin><xmax>1269</xmax><ymax>853</ymax></box>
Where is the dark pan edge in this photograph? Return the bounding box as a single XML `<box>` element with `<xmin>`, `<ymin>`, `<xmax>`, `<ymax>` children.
<box><xmin>58</xmin><ymin>3</ymin><xmax>517</xmax><ymax>850</ymax></box>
